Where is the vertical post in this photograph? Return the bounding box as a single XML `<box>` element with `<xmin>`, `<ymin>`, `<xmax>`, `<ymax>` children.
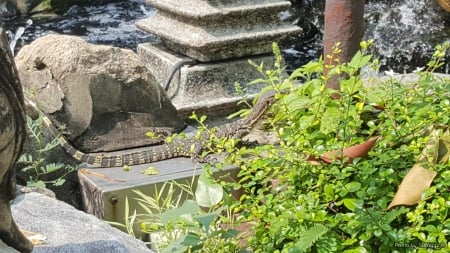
<box><xmin>0</xmin><ymin>27</ymin><xmax>33</xmax><ymax>253</ymax></box>
<box><xmin>323</xmin><ymin>0</ymin><xmax>365</xmax><ymax>90</ymax></box>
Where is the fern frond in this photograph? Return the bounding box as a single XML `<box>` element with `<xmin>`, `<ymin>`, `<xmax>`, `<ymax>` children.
<box><xmin>293</xmin><ymin>224</ymin><xmax>328</xmax><ymax>252</ymax></box>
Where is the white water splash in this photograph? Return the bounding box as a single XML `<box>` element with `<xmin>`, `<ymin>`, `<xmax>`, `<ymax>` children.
<box><xmin>9</xmin><ymin>19</ymin><xmax>33</xmax><ymax>55</ymax></box>
<box><xmin>0</xmin><ymin>2</ymin><xmax>7</xmax><ymax>13</ymax></box>
<box><xmin>139</xmin><ymin>4</ymin><xmax>155</xmax><ymax>17</ymax></box>
<box><xmin>364</xmin><ymin>0</ymin><xmax>448</xmax><ymax>73</ymax></box>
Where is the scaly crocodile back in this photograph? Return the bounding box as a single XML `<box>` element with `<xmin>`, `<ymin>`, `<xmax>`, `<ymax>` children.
<box><xmin>28</xmin><ymin>90</ymin><xmax>277</xmax><ymax>168</ymax></box>
<box><xmin>40</xmin><ymin>113</ymin><xmax>197</xmax><ymax>167</ymax></box>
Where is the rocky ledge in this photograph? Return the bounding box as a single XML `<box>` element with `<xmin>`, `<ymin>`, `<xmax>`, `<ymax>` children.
<box><xmin>10</xmin><ymin>191</ymin><xmax>153</xmax><ymax>253</ymax></box>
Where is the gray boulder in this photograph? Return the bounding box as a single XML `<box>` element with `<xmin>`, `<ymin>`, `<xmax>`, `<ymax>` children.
<box><xmin>0</xmin><ymin>240</ymin><xmax>19</xmax><ymax>253</ymax></box>
<box><xmin>12</xmin><ymin>192</ymin><xmax>153</xmax><ymax>253</ymax></box>
<box><xmin>15</xmin><ymin>34</ymin><xmax>184</xmax><ymax>152</ymax></box>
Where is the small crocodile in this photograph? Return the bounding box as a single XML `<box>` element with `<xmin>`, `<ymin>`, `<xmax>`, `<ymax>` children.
<box><xmin>32</xmin><ymin>90</ymin><xmax>276</xmax><ymax>168</ymax></box>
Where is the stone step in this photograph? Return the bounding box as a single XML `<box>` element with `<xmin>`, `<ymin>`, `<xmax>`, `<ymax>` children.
<box><xmin>137</xmin><ymin>42</ymin><xmax>275</xmax><ymax>117</ymax></box>
<box><xmin>144</xmin><ymin>0</ymin><xmax>291</xmax><ymax>23</ymax></box>
<box><xmin>136</xmin><ymin>15</ymin><xmax>300</xmax><ymax>61</ymax></box>
<box><xmin>136</xmin><ymin>0</ymin><xmax>301</xmax><ymax>61</ymax></box>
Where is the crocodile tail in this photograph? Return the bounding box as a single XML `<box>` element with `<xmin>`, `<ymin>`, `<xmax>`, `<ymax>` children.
<box><xmin>41</xmin><ymin>115</ymin><xmax>117</xmax><ymax>167</ymax></box>
<box><xmin>41</xmin><ymin>112</ymin><xmax>198</xmax><ymax>167</ymax></box>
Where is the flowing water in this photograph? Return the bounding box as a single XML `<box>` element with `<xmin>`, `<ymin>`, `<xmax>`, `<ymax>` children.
<box><xmin>1</xmin><ymin>0</ymin><xmax>449</xmax><ymax>73</ymax></box>
<box><xmin>364</xmin><ymin>0</ymin><xmax>450</xmax><ymax>73</ymax></box>
<box><xmin>284</xmin><ymin>0</ymin><xmax>450</xmax><ymax>73</ymax></box>
<box><xmin>1</xmin><ymin>0</ymin><xmax>155</xmax><ymax>55</ymax></box>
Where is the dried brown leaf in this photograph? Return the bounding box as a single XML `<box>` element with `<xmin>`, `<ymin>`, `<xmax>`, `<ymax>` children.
<box><xmin>387</xmin><ymin>127</ymin><xmax>449</xmax><ymax>210</ymax></box>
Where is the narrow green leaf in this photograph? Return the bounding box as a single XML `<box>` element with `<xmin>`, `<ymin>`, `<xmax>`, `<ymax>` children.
<box><xmin>38</xmin><ymin>141</ymin><xmax>59</xmax><ymax>153</ymax></box>
<box><xmin>221</xmin><ymin>229</ymin><xmax>239</xmax><ymax>239</ymax></box>
<box><xmin>343</xmin><ymin>247</ymin><xmax>369</xmax><ymax>253</ymax></box>
<box><xmin>43</xmin><ymin>163</ymin><xmax>64</xmax><ymax>173</ymax></box>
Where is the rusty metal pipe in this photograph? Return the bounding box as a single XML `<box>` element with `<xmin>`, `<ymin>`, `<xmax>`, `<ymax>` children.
<box><xmin>437</xmin><ymin>0</ymin><xmax>450</xmax><ymax>12</ymax></box>
<box><xmin>323</xmin><ymin>0</ymin><xmax>365</xmax><ymax>90</ymax></box>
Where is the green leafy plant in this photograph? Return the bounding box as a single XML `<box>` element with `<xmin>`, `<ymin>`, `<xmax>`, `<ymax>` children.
<box><xmin>208</xmin><ymin>41</ymin><xmax>450</xmax><ymax>252</ymax></box>
<box><xmin>18</xmin><ymin>114</ymin><xmax>75</xmax><ymax>188</ymax></box>
<box><xmin>116</xmin><ymin>169</ymin><xmax>240</xmax><ymax>252</ymax></box>
<box><xmin>116</xmin><ymin>41</ymin><xmax>449</xmax><ymax>253</ymax></box>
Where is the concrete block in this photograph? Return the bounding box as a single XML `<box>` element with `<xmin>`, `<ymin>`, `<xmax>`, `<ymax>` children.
<box><xmin>78</xmin><ymin>149</ymin><xmax>239</xmax><ymax>239</ymax></box>
<box><xmin>138</xmin><ymin>42</ymin><xmax>275</xmax><ymax>117</ymax></box>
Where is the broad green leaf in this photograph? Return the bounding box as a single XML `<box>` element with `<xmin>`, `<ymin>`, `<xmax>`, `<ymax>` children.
<box><xmin>342</xmin><ymin>238</ymin><xmax>358</xmax><ymax>246</ymax></box>
<box><xmin>343</xmin><ymin>247</ymin><xmax>369</xmax><ymax>253</ymax></box>
<box><xmin>289</xmin><ymin>67</ymin><xmax>307</xmax><ymax>79</ymax></box>
<box><xmin>197</xmin><ymin>212</ymin><xmax>219</xmax><ymax>235</ymax></box>
<box><xmin>157</xmin><ymin>200</ymin><xmax>199</xmax><ymax>225</ymax></box>
<box><xmin>304</xmin><ymin>60</ymin><xmax>323</xmax><ymax>74</ymax></box>
<box><xmin>181</xmin><ymin>233</ymin><xmax>201</xmax><ymax>247</ymax></box>
<box><xmin>348</xmin><ymin>51</ymin><xmax>372</xmax><ymax>70</ymax></box>
<box><xmin>324</xmin><ymin>184</ymin><xmax>335</xmax><ymax>200</ymax></box>
<box><xmin>162</xmin><ymin>237</ymin><xmax>189</xmax><ymax>253</ymax></box>
<box><xmin>345</xmin><ymin>182</ymin><xmax>362</xmax><ymax>193</ymax></box>
<box><xmin>284</xmin><ymin>94</ymin><xmax>311</xmax><ymax>111</ymax></box>
<box><xmin>320</xmin><ymin>106</ymin><xmax>340</xmax><ymax>134</ymax></box>
<box><xmin>341</xmin><ymin>76</ymin><xmax>363</xmax><ymax>95</ymax></box>
<box><xmin>195</xmin><ymin>170</ymin><xmax>223</xmax><ymax>208</ymax></box>
<box><xmin>220</xmin><ymin>229</ymin><xmax>239</xmax><ymax>239</ymax></box>
<box><xmin>208</xmin><ymin>228</ymin><xmax>239</xmax><ymax>240</ymax></box>
<box><xmin>342</xmin><ymin>198</ymin><xmax>364</xmax><ymax>211</ymax></box>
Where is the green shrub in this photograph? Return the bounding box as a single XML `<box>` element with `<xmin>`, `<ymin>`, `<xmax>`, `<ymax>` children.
<box><xmin>124</xmin><ymin>41</ymin><xmax>449</xmax><ymax>253</ymax></box>
<box><xmin>211</xmin><ymin>41</ymin><xmax>450</xmax><ymax>252</ymax></box>
<box><xmin>119</xmin><ymin>169</ymin><xmax>241</xmax><ymax>252</ymax></box>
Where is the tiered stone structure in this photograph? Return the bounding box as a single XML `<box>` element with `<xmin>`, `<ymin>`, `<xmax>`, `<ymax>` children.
<box><xmin>136</xmin><ymin>0</ymin><xmax>301</xmax><ymax>116</ymax></box>
<box><xmin>76</xmin><ymin>2</ymin><xmax>300</xmax><ymax>236</ymax></box>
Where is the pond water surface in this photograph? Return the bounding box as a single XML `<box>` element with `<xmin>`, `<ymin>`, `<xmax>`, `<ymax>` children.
<box><xmin>2</xmin><ymin>0</ymin><xmax>449</xmax><ymax>74</ymax></box>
